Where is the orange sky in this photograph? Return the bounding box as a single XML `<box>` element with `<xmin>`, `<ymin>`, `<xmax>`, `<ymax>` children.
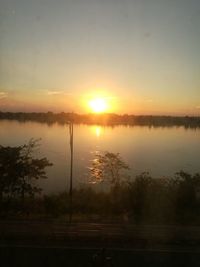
<box><xmin>0</xmin><ymin>0</ymin><xmax>199</xmax><ymax>116</ymax></box>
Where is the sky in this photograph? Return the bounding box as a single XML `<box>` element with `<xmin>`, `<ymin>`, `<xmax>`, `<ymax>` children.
<box><xmin>0</xmin><ymin>0</ymin><xmax>200</xmax><ymax>115</ymax></box>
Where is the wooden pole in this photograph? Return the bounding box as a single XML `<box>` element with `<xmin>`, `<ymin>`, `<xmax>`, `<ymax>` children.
<box><xmin>69</xmin><ymin>121</ymin><xmax>73</xmax><ymax>223</ymax></box>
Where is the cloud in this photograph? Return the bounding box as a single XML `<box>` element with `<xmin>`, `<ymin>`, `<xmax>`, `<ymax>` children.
<box><xmin>47</xmin><ymin>90</ymin><xmax>73</xmax><ymax>96</ymax></box>
<box><xmin>47</xmin><ymin>90</ymin><xmax>63</xmax><ymax>95</ymax></box>
<box><xmin>0</xmin><ymin>92</ymin><xmax>8</xmax><ymax>99</ymax></box>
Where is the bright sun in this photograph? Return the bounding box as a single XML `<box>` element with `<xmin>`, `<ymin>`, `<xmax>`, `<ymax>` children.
<box><xmin>89</xmin><ymin>98</ymin><xmax>108</xmax><ymax>113</ymax></box>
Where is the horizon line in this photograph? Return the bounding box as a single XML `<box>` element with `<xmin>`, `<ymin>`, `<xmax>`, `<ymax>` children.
<box><xmin>0</xmin><ymin>110</ymin><xmax>199</xmax><ymax>118</ymax></box>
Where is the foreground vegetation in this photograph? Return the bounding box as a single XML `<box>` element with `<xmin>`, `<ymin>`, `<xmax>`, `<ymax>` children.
<box><xmin>1</xmin><ymin>172</ymin><xmax>200</xmax><ymax>225</ymax></box>
<box><xmin>1</xmin><ymin>140</ymin><xmax>200</xmax><ymax>225</ymax></box>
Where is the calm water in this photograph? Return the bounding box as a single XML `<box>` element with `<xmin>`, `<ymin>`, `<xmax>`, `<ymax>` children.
<box><xmin>0</xmin><ymin>120</ymin><xmax>200</xmax><ymax>193</ymax></box>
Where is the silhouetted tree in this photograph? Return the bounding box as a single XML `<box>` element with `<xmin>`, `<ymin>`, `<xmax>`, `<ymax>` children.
<box><xmin>89</xmin><ymin>152</ymin><xmax>130</xmax><ymax>187</ymax></box>
<box><xmin>0</xmin><ymin>139</ymin><xmax>52</xmax><ymax>201</ymax></box>
<box><xmin>128</xmin><ymin>172</ymin><xmax>152</xmax><ymax>223</ymax></box>
<box><xmin>172</xmin><ymin>171</ymin><xmax>200</xmax><ymax>222</ymax></box>
<box><xmin>0</xmin><ymin>146</ymin><xmax>22</xmax><ymax>200</ymax></box>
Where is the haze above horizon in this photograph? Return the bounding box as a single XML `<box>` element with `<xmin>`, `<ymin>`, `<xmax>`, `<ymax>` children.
<box><xmin>0</xmin><ymin>0</ymin><xmax>199</xmax><ymax>116</ymax></box>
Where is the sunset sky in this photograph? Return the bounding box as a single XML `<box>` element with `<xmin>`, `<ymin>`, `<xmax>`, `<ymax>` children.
<box><xmin>0</xmin><ymin>0</ymin><xmax>199</xmax><ymax>115</ymax></box>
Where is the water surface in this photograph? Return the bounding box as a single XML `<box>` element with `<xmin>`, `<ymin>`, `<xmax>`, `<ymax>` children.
<box><xmin>0</xmin><ymin>120</ymin><xmax>199</xmax><ymax>193</ymax></box>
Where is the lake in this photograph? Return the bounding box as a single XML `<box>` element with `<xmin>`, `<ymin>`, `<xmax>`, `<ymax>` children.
<box><xmin>0</xmin><ymin>120</ymin><xmax>200</xmax><ymax>193</ymax></box>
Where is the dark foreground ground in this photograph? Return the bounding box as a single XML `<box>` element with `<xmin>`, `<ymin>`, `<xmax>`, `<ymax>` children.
<box><xmin>1</xmin><ymin>220</ymin><xmax>200</xmax><ymax>266</ymax></box>
<box><xmin>1</xmin><ymin>246</ymin><xmax>200</xmax><ymax>267</ymax></box>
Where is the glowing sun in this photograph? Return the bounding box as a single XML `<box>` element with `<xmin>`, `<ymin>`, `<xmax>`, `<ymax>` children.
<box><xmin>89</xmin><ymin>98</ymin><xmax>108</xmax><ymax>113</ymax></box>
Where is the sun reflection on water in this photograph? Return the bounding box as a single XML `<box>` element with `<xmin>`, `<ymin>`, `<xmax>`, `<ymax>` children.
<box><xmin>91</xmin><ymin>125</ymin><xmax>103</xmax><ymax>138</ymax></box>
<box><xmin>95</xmin><ymin>126</ymin><xmax>101</xmax><ymax>137</ymax></box>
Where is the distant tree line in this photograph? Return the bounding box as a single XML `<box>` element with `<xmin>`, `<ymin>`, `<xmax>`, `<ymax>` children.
<box><xmin>0</xmin><ymin>111</ymin><xmax>200</xmax><ymax>128</ymax></box>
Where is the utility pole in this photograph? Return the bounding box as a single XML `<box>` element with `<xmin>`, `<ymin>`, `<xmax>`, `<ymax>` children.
<box><xmin>69</xmin><ymin>120</ymin><xmax>74</xmax><ymax>223</ymax></box>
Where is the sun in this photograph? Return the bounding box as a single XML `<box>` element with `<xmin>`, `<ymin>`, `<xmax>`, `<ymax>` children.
<box><xmin>89</xmin><ymin>98</ymin><xmax>108</xmax><ymax>113</ymax></box>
